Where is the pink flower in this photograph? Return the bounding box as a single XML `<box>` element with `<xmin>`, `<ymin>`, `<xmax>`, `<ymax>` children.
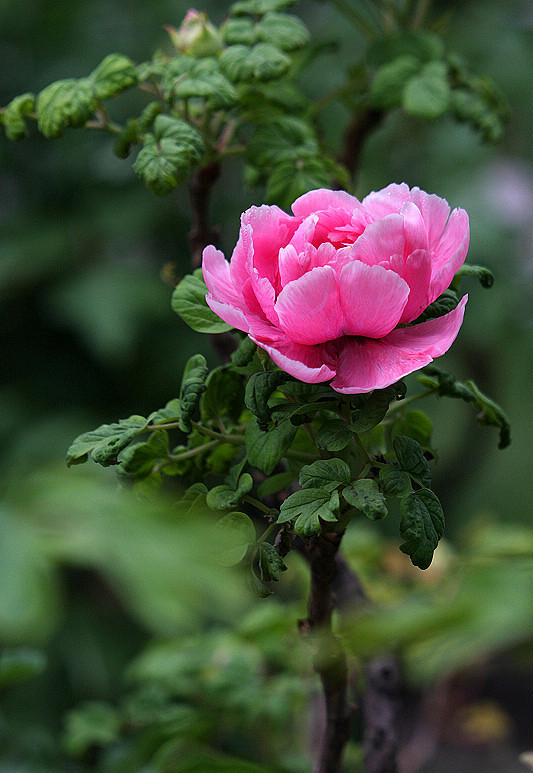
<box><xmin>203</xmin><ymin>184</ymin><xmax>469</xmax><ymax>394</ymax></box>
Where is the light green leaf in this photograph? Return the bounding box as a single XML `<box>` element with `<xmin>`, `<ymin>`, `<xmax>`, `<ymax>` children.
<box><xmin>245</xmin><ymin>417</ymin><xmax>297</xmax><ymax>475</ymax></box>
<box><xmin>153</xmin><ymin>114</ymin><xmax>205</xmax><ymax>163</ymax></box>
<box><xmin>66</xmin><ymin>415</ymin><xmax>149</xmax><ymax>467</ymax></box>
<box><xmin>256</xmin><ymin>13</ymin><xmax>310</xmax><ymax>51</ymax></box>
<box><xmin>247</xmin><ymin>116</ymin><xmax>318</xmax><ymax>169</ymax></box>
<box><xmin>315</xmin><ymin>420</ymin><xmax>352</xmax><ymax>452</ymax></box>
<box><xmin>36</xmin><ymin>78</ymin><xmax>96</xmax><ymax>137</ymax></box>
<box><xmin>393</xmin><ymin>435</ymin><xmax>431</xmax><ymax>488</ymax></box>
<box><xmin>403</xmin><ymin>61</ymin><xmax>450</xmax><ymax>120</ymax></box>
<box><xmin>399</xmin><ymin>489</ymin><xmax>445</xmax><ymax>569</ymax></box>
<box><xmin>220</xmin><ymin>43</ymin><xmax>291</xmax><ymax>82</ymax></box>
<box><xmin>222</xmin><ymin>17</ymin><xmax>256</xmax><ymax>45</ymax></box>
<box><xmin>63</xmin><ymin>701</ymin><xmax>121</xmax><ymax>758</ymax></box>
<box><xmin>343</xmin><ymin>479</ymin><xmax>388</xmax><ymax>520</ymax></box>
<box><xmin>149</xmin><ymin>397</ymin><xmax>182</xmax><ymax>425</ymax></box>
<box><xmin>278</xmin><ymin>488</ymin><xmax>339</xmax><ymax>536</ymax></box>
<box><xmin>90</xmin><ymin>53</ymin><xmax>138</xmax><ymax>100</ymax></box>
<box><xmin>213</xmin><ymin>511</ymin><xmax>256</xmax><ymax>566</ymax></box>
<box><xmin>171</xmin><ymin>270</ymin><xmax>232</xmax><ymax>334</ymax></box>
<box><xmin>299</xmin><ymin>458</ymin><xmax>351</xmax><ymax>492</ymax></box>
<box><xmin>1</xmin><ymin>93</ymin><xmax>35</xmax><ymax>141</ymax></box>
<box><xmin>230</xmin><ymin>0</ymin><xmax>294</xmax><ymax>17</ymax></box>
<box><xmin>133</xmin><ymin>135</ymin><xmax>187</xmax><ymax>194</ymax></box>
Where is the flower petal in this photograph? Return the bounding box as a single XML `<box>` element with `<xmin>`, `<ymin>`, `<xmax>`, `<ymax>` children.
<box><xmin>409</xmin><ymin>187</ymin><xmax>450</xmax><ymax>248</ymax></box>
<box><xmin>392</xmin><ymin>248</ymin><xmax>432</xmax><ymax>323</ymax></box>
<box><xmin>291</xmin><ymin>188</ymin><xmax>361</xmax><ymax>218</ymax></box>
<box><xmin>362</xmin><ymin>183</ymin><xmax>411</xmax><ymax>220</ymax></box>
<box><xmin>331</xmin><ymin>296</ymin><xmax>467</xmax><ymax>394</ymax></box>
<box><xmin>339</xmin><ymin>261</ymin><xmax>410</xmax><ymax>338</ymax></box>
<box><xmin>241</xmin><ymin>204</ymin><xmax>298</xmax><ymax>291</ymax></box>
<box><xmin>428</xmin><ymin>208</ymin><xmax>470</xmax><ymax>301</ymax></box>
<box><xmin>349</xmin><ymin>214</ymin><xmax>405</xmax><ymax>266</ymax></box>
<box><xmin>401</xmin><ymin>201</ymin><xmax>428</xmax><ymax>256</ymax></box>
<box><xmin>203</xmin><ymin>245</ymin><xmax>246</xmax><ymax>310</ymax></box>
<box><xmin>275</xmin><ymin>265</ymin><xmax>343</xmax><ymax>345</ymax></box>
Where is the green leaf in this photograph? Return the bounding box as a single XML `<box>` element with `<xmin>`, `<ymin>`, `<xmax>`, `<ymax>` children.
<box><xmin>149</xmin><ymin>397</ymin><xmax>182</xmax><ymax>425</ymax></box>
<box><xmin>351</xmin><ymin>385</ymin><xmax>403</xmax><ymax>433</ymax></box>
<box><xmin>278</xmin><ymin>488</ymin><xmax>339</xmax><ymax>536</ymax></box>
<box><xmin>299</xmin><ymin>458</ymin><xmax>351</xmax><ymax>492</ymax></box>
<box><xmin>245</xmin><ymin>370</ymin><xmax>293</xmax><ymax>429</ymax></box>
<box><xmin>222</xmin><ymin>17</ymin><xmax>256</xmax><ymax>45</ymax></box>
<box><xmin>179</xmin><ymin>354</ymin><xmax>209</xmax><ymax>433</ymax></box>
<box><xmin>213</xmin><ymin>511</ymin><xmax>256</xmax><ymax>566</ymax></box>
<box><xmin>247</xmin><ymin>567</ymin><xmax>272</xmax><ymax>597</ymax></box>
<box><xmin>456</xmin><ymin>263</ymin><xmax>494</xmax><ymax>288</ymax></box>
<box><xmin>245</xmin><ymin>418</ymin><xmax>297</xmax><ymax>475</ymax></box>
<box><xmin>256</xmin><ymin>13</ymin><xmax>310</xmax><ymax>51</ymax></box>
<box><xmin>133</xmin><ymin>135</ymin><xmax>187</xmax><ymax>194</ymax></box>
<box><xmin>1</xmin><ymin>93</ymin><xmax>35</xmax><ymax>141</ymax></box>
<box><xmin>414</xmin><ymin>289</ymin><xmax>459</xmax><ymax>323</ymax></box>
<box><xmin>202</xmin><ymin>367</ymin><xmax>245</xmax><ymax>425</ymax></box>
<box><xmin>379</xmin><ymin>466</ymin><xmax>412</xmax><ymax>497</ymax></box>
<box><xmin>403</xmin><ymin>61</ymin><xmax>450</xmax><ymax>120</ymax></box>
<box><xmin>247</xmin><ymin>116</ymin><xmax>318</xmax><ymax>169</ymax></box>
<box><xmin>393</xmin><ymin>435</ymin><xmax>431</xmax><ymax>488</ymax></box>
<box><xmin>90</xmin><ymin>53</ymin><xmax>138</xmax><ymax>99</ymax></box>
<box><xmin>259</xmin><ymin>542</ymin><xmax>287</xmax><ymax>581</ymax></box>
<box><xmin>367</xmin><ymin>30</ymin><xmax>444</xmax><ymax>67</ymax></box>
<box><xmin>220</xmin><ymin>43</ymin><xmax>291</xmax><ymax>82</ymax></box>
<box><xmin>63</xmin><ymin>701</ymin><xmax>121</xmax><ymax>758</ymax></box>
<box><xmin>257</xmin><ymin>471</ymin><xmax>294</xmax><ymax>498</ymax></box>
<box><xmin>172</xmin><ymin>59</ymin><xmax>238</xmax><ymax>109</ymax></box>
<box><xmin>369</xmin><ymin>55</ymin><xmax>421</xmax><ymax>109</ymax></box>
<box><xmin>315</xmin><ymin>420</ymin><xmax>352</xmax><ymax>452</ymax></box>
<box><xmin>266</xmin><ymin>157</ymin><xmax>331</xmax><ymax>210</ymax></box>
<box><xmin>391</xmin><ymin>410</ymin><xmax>433</xmax><ymax>449</ymax></box>
<box><xmin>343</xmin><ymin>479</ymin><xmax>388</xmax><ymax>520</ymax></box>
<box><xmin>231</xmin><ymin>335</ymin><xmax>257</xmax><ymax>367</ymax></box>
<box><xmin>206</xmin><ymin>473</ymin><xmax>254</xmax><ymax>511</ymax></box>
<box><xmin>66</xmin><ymin>415</ymin><xmax>149</xmax><ymax>467</ymax></box>
<box><xmin>117</xmin><ymin>430</ymin><xmax>170</xmax><ymax>478</ymax></box>
<box><xmin>399</xmin><ymin>489</ymin><xmax>444</xmax><ymax>569</ymax></box>
<box><xmin>36</xmin><ymin>78</ymin><xmax>96</xmax><ymax>138</ymax></box>
<box><xmin>153</xmin><ymin>114</ymin><xmax>205</xmax><ymax>163</ymax></box>
<box><xmin>172</xmin><ymin>269</ymin><xmax>232</xmax><ymax>334</ymax></box>
<box><xmin>0</xmin><ymin>649</ymin><xmax>47</xmax><ymax>688</ymax></box>
<box><xmin>230</xmin><ymin>0</ymin><xmax>294</xmax><ymax>17</ymax></box>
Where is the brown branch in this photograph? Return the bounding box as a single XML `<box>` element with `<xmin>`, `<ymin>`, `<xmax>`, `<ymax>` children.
<box><xmin>304</xmin><ymin>533</ymin><xmax>354</xmax><ymax>773</ymax></box>
<box><xmin>363</xmin><ymin>655</ymin><xmax>401</xmax><ymax>773</ymax></box>
<box><xmin>340</xmin><ymin>108</ymin><xmax>384</xmax><ymax>187</ymax></box>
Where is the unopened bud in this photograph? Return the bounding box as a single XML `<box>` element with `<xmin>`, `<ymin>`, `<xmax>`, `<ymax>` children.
<box><xmin>165</xmin><ymin>9</ymin><xmax>222</xmax><ymax>57</ymax></box>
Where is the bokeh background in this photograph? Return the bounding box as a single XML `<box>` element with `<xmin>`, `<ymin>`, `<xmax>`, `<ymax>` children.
<box><xmin>1</xmin><ymin>1</ymin><xmax>533</xmax><ymax>771</ymax></box>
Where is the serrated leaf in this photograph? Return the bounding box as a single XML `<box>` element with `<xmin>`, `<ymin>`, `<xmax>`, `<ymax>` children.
<box><xmin>1</xmin><ymin>93</ymin><xmax>35</xmax><ymax>141</ymax></box>
<box><xmin>379</xmin><ymin>466</ymin><xmax>412</xmax><ymax>497</ymax></box>
<box><xmin>247</xmin><ymin>116</ymin><xmax>318</xmax><ymax>169</ymax></box>
<box><xmin>456</xmin><ymin>263</ymin><xmax>494</xmax><ymax>288</ymax></box>
<box><xmin>245</xmin><ymin>418</ymin><xmax>297</xmax><ymax>475</ymax></box>
<box><xmin>213</xmin><ymin>511</ymin><xmax>256</xmax><ymax>566</ymax></box>
<box><xmin>299</xmin><ymin>458</ymin><xmax>351</xmax><ymax>492</ymax></box>
<box><xmin>403</xmin><ymin>61</ymin><xmax>450</xmax><ymax>120</ymax></box>
<box><xmin>399</xmin><ymin>489</ymin><xmax>444</xmax><ymax>569</ymax></box>
<box><xmin>278</xmin><ymin>488</ymin><xmax>339</xmax><ymax>536</ymax></box>
<box><xmin>259</xmin><ymin>542</ymin><xmax>287</xmax><ymax>581</ymax></box>
<box><xmin>117</xmin><ymin>430</ymin><xmax>170</xmax><ymax>478</ymax></box>
<box><xmin>315</xmin><ymin>420</ymin><xmax>352</xmax><ymax>452</ymax></box>
<box><xmin>369</xmin><ymin>55</ymin><xmax>421</xmax><ymax>109</ymax></box>
<box><xmin>206</xmin><ymin>473</ymin><xmax>254</xmax><ymax>511</ymax></box>
<box><xmin>66</xmin><ymin>415</ymin><xmax>148</xmax><ymax>467</ymax></box>
<box><xmin>90</xmin><ymin>53</ymin><xmax>138</xmax><ymax>100</ymax></box>
<box><xmin>266</xmin><ymin>157</ymin><xmax>331</xmax><ymax>209</ymax></box>
<box><xmin>172</xmin><ymin>270</ymin><xmax>232</xmax><ymax>334</ymax></box>
<box><xmin>343</xmin><ymin>479</ymin><xmax>388</xmax><ymax>520</ymax></box>
<box><xmin>0</xmin><ymin>649</ymin><xmax>47</xmax><ymax>688</ymax></box>
<box><xmin>414</xmin><ymin>289</ymin><xmax>459</xmax><ymax>323</ymax></box>
<box><xmin>245</xmin><ymin>370</ymin><xmax>293</xmax><ymax>429</ymax></box>
<box><xmin>257</xmin><ymin>471</ymin><xmax>294</xmax><ymax>498</ymax></box>
<box><xmin>36</xmin><ymin>78</ymin><xmax>95</xmax><ymax>138</ymax></box>
<box><xmin>351</xmin><ymin>385</ymin><xmax>403</xmax><ymax>433</ymax></box>
<box><xmin>256</xmin><ymin>13</ymin><xmax>310</xmax><ymax>51</ymax></box>
<box><xmin>179</xmin><ymin>354</ymin><xmax>209</xmax><ymax>433</ymax></box>
<box><xmin>393</xmin><ymin>435</ymin><xmax>431</xmax><ymax>488</ymax></box>
<box><xmin>220</xmin><ymin>43</ymin><xmax>291</xmax><ymax>82</ymax></box>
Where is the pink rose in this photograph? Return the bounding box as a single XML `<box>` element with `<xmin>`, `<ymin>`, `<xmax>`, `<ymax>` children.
<box><xmin>203</xmin><ymin>184</ymin><xmax>469</xmax><ymax>394</ymax></box>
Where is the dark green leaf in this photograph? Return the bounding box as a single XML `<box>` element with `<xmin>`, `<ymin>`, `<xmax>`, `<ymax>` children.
<box><xmin>245</xmin><ymin>418</ymin><xmax>297</xmax><ymax>475</ymax></box>
<box><xmin>257</xmin><ymin>471</ymin><xmax>294</xmax><ymax>498</ymax></box>
<box><xmin>259</xmin><ymin>542</ymin><xmax>287</xmax><ymax>581</ymax></box>
<box><xmin>343</xmin><ymin>479</ymin><xmax>388</xmax><ymax>520</ymax></box>
<box><xmin>456</xmin><ymin>263</ymin><xmax>494</xmax><ymax>288</ymax></box>
<box><xmin>90</xmin><ymin>53</ymin><xmax>138</xmax><ymax>100</ymax></box>
<box><xmin>369</xmin><ymin>55</ymin><xmax>421</xmax><ymax>109</ymax></box>
<box><xmin>315</xmin><ymin>420</ymin><xmax>352</xmax><ymax>452</ymax></box>
<box><xmin>245</xmin><ymin>370</ymin><xmax>293</xmax><ymax>429</ymax></box>
<box><xmin>206</xmin><ymin>473</ymin><xmax>254</xmax><ymax>511</ymax></box>
<box><xmin>231</xmin><ymin>335</ymin><xmax>257</xmax><ymax>366</ymax></box>
<box><xmin>379</xmin><ymin>466</ymin><xmax>412</xmax><ymax>497</ymax></box>
<box><xmin>36</xmin><ymin>78</ymin><xmax>96</xmax><ymax>138</ymax></box>
<box><xmin>415</xmin><ymin>289</ymin><xmax>459</xmax><ymax>323</ymax></box>
<box><xmin>256</xmin><ymin>13</ymin><xmax>310</xmax><ymax>51</ymax></box>
<box><xmin>0</xmin><ymin>649</ymin><xmax>47</xmax><ymax>688</ymax></box>
<box><xmin>351</xmin><ymin>385</ymin><xmax>402</xmax><ymax>432</ymax></box>
<box><xmin>403</xmin><ymin>61</ymin><xmax>450</xmax><ymax>120</ymax></box>
<box><xmin>220</xmin><ymin>43</ymin><xmax>291</xmax><ymax>82</ymax></box>
<box><xmin>247</xmin><ymin>116</ymin><xmax>318</xmax><ymax>169</ymax></box>
<box><xmin>247</xmin><ymin>567</ymin><xmax>272</xmax><ymax>597</ymax></box>
<box><xmin>278</xmin><ymin>488</ymin><xmax>339</xmax><ymax>536</ymax></box>
<box><xmin>391</xmin><ymin>410</ymin><xmax>433</xmax><ymax>449</ymax></box>
<box><xmin>149</xmin><ymin>398</ymin><xmax>182</xmax><ymax>425</ymax></box>
<box><xmin>1</xmin><ymin>93</ymin><xmax>34</xmax><ymax>140</ymax></box>
<box><xmin>299</xmin><ymin>458</ymin><xmax>351</xmax><ymax>492</ymax></box>
<box><xmin>213</xmin><ymin>511</ymin><xmax>256</xmax><ymax>566</ymax></box>
<box><xmin>399</xmin><ymin>489</ymin><xmax>445</xmax><ymax>569</ymax></box>
<box><xmin>172</xmin><ymin>270</ymin><xmax>232</xmax><ymax>334</ymax></box>
<box><xmin>266</xmin><ymin>157</ymin><xmax>331</xmax><ymax>210</ymax></box>
<box><xmin>66</xmin><ymin>415</ymin><xmax>149</xmax><ymax>467</ymax></box>
<box><xmin>202</xmin><ymin>367</ymin><xmax>245</xmax><ymax>425</ymax></box>
<box><xmin>393</xmin><ymin>435</ymin><xmax>431</xmax><ymax>487</ymax></box>
<box><xmin>117</xmin><ymin>430</ymin><xmax>170</xmax><ymax>478</ymax></box>
<box><xmin>179</xmin><ymin>354</ymin><xmax>209</xmax><ymax>433</ymax></box>
<box><xmin>63</xmin><ymin>702</ymin><xmax>121</xmax><ymax>758</ymax></box>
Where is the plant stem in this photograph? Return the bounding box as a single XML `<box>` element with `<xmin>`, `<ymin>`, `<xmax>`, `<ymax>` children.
<box><xmin>244</xmin><ymin>495</ymin><xmax>273</xmax><ymax>515</ymax></box>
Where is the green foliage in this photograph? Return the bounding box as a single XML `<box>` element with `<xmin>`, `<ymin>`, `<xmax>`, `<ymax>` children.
<box><xmin>393</xmin><ymin>435</ymin><xmax>432</xmax><ymax>488</ymax></box>
<box><xmin>456</xmin><ymin>263</ymin><xmax>495</xmax><ymax>288</ymax></box>
<box><xmin>213</xmin><ymin>511</ymin><xmax>256</xmax><ymax>565</ymax></box>
<box><xmin>277</xmin><ymin>488</ymin><xmax>339</xmax><ymax>536</ymax></box>
<box><xmin>172</xmin><ymin>269</ymin><xmax>232</xmax><ymax>334</ymax></box>
<box><xmin>399</xmin><ymin>489</ymin><xmax>445</xmax><ymax>569</ymax></box>
<box><xmin>63</xmin><ymin>701</ymin><xmax>121</xmax><ymax>757</ymax></box>
<box><xmin>0</xmin><ymin>649</ymin><xmax>47</xmax><ymax>688</ymax></box>
<box><xmin>414</xmin><ymin>288</ymin><xmax>459</xmax><ymax>323</ymax></box>
<box><xmin>351</xmin><ymin>384</ymin><xmax>406</xmax><ymax>432</ymax></box>
<box><xmin>117</xmin><ymin>429</ymin><xmax>171</xmax><ymax>478</ymax></box>
<box><xmin>206</xmin><ymin>473</ymin><xmax>254</xmax><ymax>510</ymax></box>
<box><xmin>403</xmin><ymin>61</ymin><xmax>450</xmax><ymax>119</ymax></box>
<box><xmin>178</xmin><ymin>354</ymin><xmax>209</xmax><ymax>433</ymax></box>
<box><xmin>36</xmin><ymin>78</ymin><xmax>96</xmax><ymax>138</ymax></box>
<box><xmin>379</xmin><ymin>467</ymin><xmax>411</xmax><ymax>498</ymax></box>
<box><xmin>90</xmin><ymin>53</ymin><xmax>138</xmax><ymax>99</ymax></box>
<box><xmin>258</xmin><ymin>542</ymin><xmax>287</xmax><ymax>581</ymax></box>
<box><xmin>315</xmin><ymin>419</ymin><xmax>352</xmax><ymax>451</ymax></box>
<box><xmin>1</xmin><ymin>92</ymin><xmax>34</xmax><ymax>140</ymax></box>
<box><xmin>245</xmin><ymin>417</ymin><xmax>297</xmax><ymax>475</ymax></box>
<box><xmin>66</xmin><ymin>415</ymin><xmax>149</xmax><ymax>467</ymax></box>
<box><xmin>245</xmin><ymin>370</ymin><xmax>293</xmax><ymax>430</ymax></box>
<box><xmin>299</xmin><ymin>458</ymin><xmax>351</xmax><ymax>492</ymax></box>
<box><xmin>343</xmin><ymin>479</ymin><xmax>388</xmax><ymax>521</ymax></box>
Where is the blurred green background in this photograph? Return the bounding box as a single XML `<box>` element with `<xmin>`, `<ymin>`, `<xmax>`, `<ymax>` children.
<box><xmin>1</xmin><ymin>1</ymin><xmax>533</xmax><ymax>770</ymax></box>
